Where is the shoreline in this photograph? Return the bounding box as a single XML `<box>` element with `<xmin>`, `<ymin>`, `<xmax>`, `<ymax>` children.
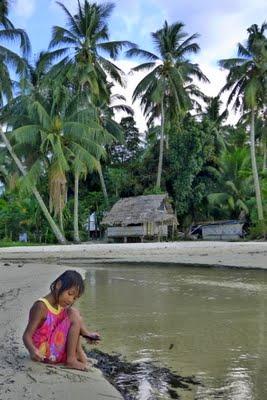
<box><xmin>1</xmin><ymin>241</ymin><xmax>267</xmax><ymax>269</ymax></box>
<box><xmin>0</xmin><ymin>262</ymin><xmax>122</xmax><ymax>400</ymax></box>
<box><xmin>1</xmin><ymin>241</ymin><xmax>266</xmax><ymax>399</ymax></box>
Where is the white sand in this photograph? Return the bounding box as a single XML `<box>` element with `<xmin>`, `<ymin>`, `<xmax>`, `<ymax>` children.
<box><xmin>1</xmin><ymin>241</ymin><xmax>267</xmax><ymax>268</ymax></box>
<box><xmin>0</xmin><ymin>262</ymin><xmax>122</xmax><ymax>400</ymax></box>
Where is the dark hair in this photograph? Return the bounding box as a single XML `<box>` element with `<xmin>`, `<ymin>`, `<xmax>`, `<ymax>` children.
<box><xmin>50</xmin><ymin>270</ymin><xmax>85</xmax><ymax>298</ymax></box>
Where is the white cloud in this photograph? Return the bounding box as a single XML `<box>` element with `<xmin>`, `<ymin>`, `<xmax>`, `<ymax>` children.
<box><xmin>111</xmin><ymin>60</ymin><xmax>149</xmax><ymax>133</ymax></box>
<box><xmin>14</xmin><ymin>0</ymin><xmax>36</xmax><ymax>19</ymax></box>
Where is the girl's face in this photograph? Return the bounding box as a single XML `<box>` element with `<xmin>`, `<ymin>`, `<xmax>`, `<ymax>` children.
<box><xmin>58</xmin><ymin>286</ymin><xmax>80</xmax><ymax>308</ymax></box>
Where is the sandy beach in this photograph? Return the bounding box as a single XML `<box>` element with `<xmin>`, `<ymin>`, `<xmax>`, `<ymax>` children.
<box><xmin>1</xmin><ymin>240</ymin><xmax>267</xmax><ymax>268</ymax></box>
<box><xmin>0</xmin><ymin>262</ymin><xmax>122</xmax><ymax>400</ymax></box>
<box><xmin>1</xmin><ymin>241</ymin><xmax>267</xmax><ymax>400</ymax></box>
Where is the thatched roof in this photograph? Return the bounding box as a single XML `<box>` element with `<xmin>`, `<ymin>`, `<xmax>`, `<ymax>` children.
<box><xmin>101</xmin><ymin>194</ymin><xmax>178</xmax><ymax>226</ymax></box>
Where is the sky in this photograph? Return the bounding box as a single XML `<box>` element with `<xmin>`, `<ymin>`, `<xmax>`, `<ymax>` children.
<box><xmin>9</xmin><ymin>0</ymin><xmax>267</xmax><ymax>131</ymax></box>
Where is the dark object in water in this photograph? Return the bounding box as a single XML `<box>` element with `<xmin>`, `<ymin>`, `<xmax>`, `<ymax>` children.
<box><xmin>169</xmin><ymin>343</ymin><xmax>174</xmax><ymax>350</ymax></box>
<box><xmin>88</xmin><ymin>349</ymin><xmax>200</xmax><ymax>400</ymax></box>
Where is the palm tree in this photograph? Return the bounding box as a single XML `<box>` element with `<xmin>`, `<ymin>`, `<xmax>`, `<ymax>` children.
<box><xmin>208</xmin><ymin>147</ymin><xmax>252</xmax><ymax>219</ymax></box>
<box><xmin>0</xmin><ymin>3</ymin><xmax>69</xmax><ymax>244</ymax></box>
<box><xmin>48</xmin><ymin>1</ymin><xmax>135</xmax><ymax>201</ymax></box>
<box><xmin>126</xmin><ymin>21</ymin><xmax>209</xmax><ymax>188</ymax></box>
<box><xmin>9</xmin><ymin>90</ymin><xmax>106</xmax><ymax>240</ymax></box>
<box><xmin>49</xmin><ymin>1</ymin><xmax>134</xmax><ymax>90</ymax></box>
<box><xmin>219</xmin><ymin>23</ymin><xmax>267</xmax><ymax>222</ymax></box>
<box><xmin>94</xmin><ymin>88</ymin><xmax>133</xmax><ymax>204</ymax></box>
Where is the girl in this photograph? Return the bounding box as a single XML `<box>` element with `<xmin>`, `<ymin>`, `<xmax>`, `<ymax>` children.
<box><xmin>23</xmin><ymin>270</ymin><xmax>100</xmax><ymax>371</ymax></box>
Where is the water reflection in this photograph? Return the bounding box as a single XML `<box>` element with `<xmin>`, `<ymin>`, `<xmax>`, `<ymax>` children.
<box><xmin>78</xmin><ymin>264</ymin><xmax>267</xmax><ymax>399</ymax></box>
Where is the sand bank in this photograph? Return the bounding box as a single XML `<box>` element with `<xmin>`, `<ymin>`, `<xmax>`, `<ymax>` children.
<box><xmin>0</xmin><ymin>262</ymin><xmax>122</xmax><ymax>400</ymax></box>
<box><xmin>1</xmin><ymin>241</ymin><xmax>267</xmax><ymax>268</ymax></box>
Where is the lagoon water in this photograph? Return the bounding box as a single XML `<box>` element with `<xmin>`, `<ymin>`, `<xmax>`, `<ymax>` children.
<box><xmin>78</xmin><ymin>264</ymin><xmax>267</xmax><ymax>399</ymax></box>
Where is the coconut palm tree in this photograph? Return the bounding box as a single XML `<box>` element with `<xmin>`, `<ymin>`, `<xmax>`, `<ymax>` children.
<box><xmin>48</xmin><ymin>1</ymin><xmax>135</xmax><ymax>201</ymax></box>
<box><xmin>126</xmin><ymin>21</ymin><xmax>209</xmax><ymax>188</ymax></box>
<box><xmin>0</xmin><ymin>3</ymin><xmax>69</xmax><ymax>244</ymax></box>
<box><xmin>94</xmin><ymin>88</ymin><xmax>133</xmax><ymax>204</ymax></box>
<box><xmin>219</xmin><ymin>23</ymin><xmax>267</xmax><ymax>222</ymax></box>
<box><xmin>208</xmin><ymin>147</ymin><xmax>252</xmax><ymax>219</ymax></box>
<box><xmin>9</xmin><ymin>90</ymin><xmax>107</xmax><ymax>240</ymax></box>
<box><xmin>49</xmin><ymin>1</ymin><xmax>135</xmax><ymax>93</ymax></box>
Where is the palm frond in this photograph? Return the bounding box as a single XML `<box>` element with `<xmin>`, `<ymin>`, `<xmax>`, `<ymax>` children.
<box><xmin>55</xmin><ymin>1</ymin><xmax>82</xmax><ymax>38</ymax></box>
<box><xmin>97</xmin><ymin>40</ymin><xmax>137</xmax><ymax>59</ymax></box>
<box><xmin>130</xmin><ymin>62</ymin><xmax>157</xmax><ymax>73</ymax></box>
<box><xmin>98</xmin><ymin>56</ymin><xmax>124</xmax><ymax>85</ymax></box>
<box><xmin>12</xmin><ymin>125</ymin><xmax>40</xmax><ymax>145</ymax></box>
<box><xmin>126</xmin><ymin>47</ymin><xmax>158</xmax><ymax>61</ymax></box>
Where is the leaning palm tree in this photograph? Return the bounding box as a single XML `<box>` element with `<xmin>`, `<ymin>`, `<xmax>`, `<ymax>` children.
<box><xmin>0</xmin><ymin>3</ymin><xmax>69</xmax><ymax>243</ymax></box>
<box><xmin>219</xmin><ymin>22</ymin><xmax>267</xmax><ymax>222</ymax></box>
<box><xmin>126</xmin><ymin>21</ymin><xmax>209</xmax><ymax>188</ymax></box>
<box><xmin>9</xmin><ymin>90</ymin><xmax>107</xmax><ymax>241</ymax></box>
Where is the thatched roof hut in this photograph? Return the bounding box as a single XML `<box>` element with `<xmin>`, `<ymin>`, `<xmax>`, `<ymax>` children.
<box><xmin>102</xmin><ymin>194</ymin><xmax>178</xmax><ymax>242</ymax></box>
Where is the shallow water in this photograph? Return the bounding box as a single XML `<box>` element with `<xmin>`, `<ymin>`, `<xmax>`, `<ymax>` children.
<box><xmin>77</xmin><ymin>264</ymin><xmax>267</xmax><ymax>399</ymax></box>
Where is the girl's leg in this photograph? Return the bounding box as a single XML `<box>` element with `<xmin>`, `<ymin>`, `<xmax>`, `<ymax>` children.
<box><xmin>66</xmin><ymin>308</ymin><xmax>87</xmax><ymax>370</ymax></box>
<box><xmin>77</xmin><ymin>336</ymin><xmax>89</xmax><ymax>364</ymax></box>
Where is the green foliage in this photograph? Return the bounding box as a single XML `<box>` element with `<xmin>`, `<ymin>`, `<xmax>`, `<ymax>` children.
<box><xmin>143</xmin><ymin>186</ymin><xmax>165</xmax><ymax>195</ymax></box>
<box><xmin>167</xmin><ymin>117</ymin><xmax>220</xmax><ymax>226</ymax></box>
<box><xmin>0</xmin><ymin>3</ymin><xmax>266</xmax><ymax>243</ymax></box>
<box><xmin>0</xmin><ymin>192</ymin><xmax>57</xmax><ymax>243</ymax></box>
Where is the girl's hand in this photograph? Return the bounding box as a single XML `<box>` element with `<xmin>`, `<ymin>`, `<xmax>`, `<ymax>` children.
<box><xmin>83</xmin><ymin>332</ymin><xmax>101</xmax><ymax>344</ymax></box>
<box><xmin>30</xmin><ymin>347</ymin><xmax>44</xmax><ymax>362</ymax></box>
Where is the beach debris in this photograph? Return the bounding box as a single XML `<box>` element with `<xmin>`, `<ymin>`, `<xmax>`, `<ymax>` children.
<box><xmin>17</xmin><ymin>263</ymin><xmax>24</xmax><ymax>268</ymax></box>
<box><xmin>3</xmin><ymin>263</ymin><xmax>11</xmax><ymax>267</ymax></box>
<box><xmin>169</xmin><ymin>343</ymin><xmax>174</xmax><ymax>350</ymax></box>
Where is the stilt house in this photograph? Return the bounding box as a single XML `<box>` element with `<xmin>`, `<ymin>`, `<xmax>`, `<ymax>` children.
<box><xmin>101</xmin><ymin>194</ymin><xmax>178</xmax><ymax>242</ymax></box>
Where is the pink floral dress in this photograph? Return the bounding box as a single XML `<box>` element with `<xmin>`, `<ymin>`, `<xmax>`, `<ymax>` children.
<box><xmin>32</xmin><ymin>298</ymin><xmax>71</xmax><ymax>363</ymax></box>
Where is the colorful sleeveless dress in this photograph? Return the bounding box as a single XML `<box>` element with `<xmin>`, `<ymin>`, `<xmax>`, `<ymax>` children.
<box><xmin>32</xmin><ymin>298</ymin><xmax>71</xmax><ymax>363</ymax></box>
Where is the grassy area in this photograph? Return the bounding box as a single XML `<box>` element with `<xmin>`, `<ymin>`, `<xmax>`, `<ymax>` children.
<box><xmin>0</xmin><ymin>241</ymin><xmax>51</xmax><ymax>247</ymax></box>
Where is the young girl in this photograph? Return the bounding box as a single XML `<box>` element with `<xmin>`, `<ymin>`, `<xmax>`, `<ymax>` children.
<box><xmin>23</xmin><ymin>270</ymin><xmax>100</xmax><ymax>371</ymax></box>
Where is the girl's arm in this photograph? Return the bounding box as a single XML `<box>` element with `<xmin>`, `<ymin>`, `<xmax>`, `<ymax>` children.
<box><xmin>22</xmin><ymin>301</ymin><xmax>47</xmax><ymax>361</ymax></box>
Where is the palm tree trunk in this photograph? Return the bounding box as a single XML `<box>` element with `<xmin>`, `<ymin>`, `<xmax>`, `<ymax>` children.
<box><xmin>59</xmin><ymin>202</ymin><xmax>64</xmax><ymax>235</ymax></box>
<box><xmin>98</xmin><ymin>163</ymin><xmax>109</xmax><ymax>205</ymax></box>
<box><xmin>250</xmin><ymin>109</ymin><xmax>264</xmax><ymax>221</ymax></box>
<box><xmin>73</xmin><ymin>171</ymin><xmax>80</xmax><ymax>243</ymax></box>
<box><xmin>0</xmin><ymin>128</ymin><xmax>67</xmax><ymax>244</ymax></box>
<box><xmin>263</xmin><ymin>140</ymin><xmax>267</xmax><ymax>172</ymax></box>
<box><xmin>156</xmin><ymin>99</ymin><xmax>165</xmax><ymax>188</ymax></box>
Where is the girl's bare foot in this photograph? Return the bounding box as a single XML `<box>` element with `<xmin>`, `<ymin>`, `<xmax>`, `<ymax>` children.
<box><xmin>66</xmin><ymin>358</ymin><xmax>88</xmax><ymax>371</ymax></box>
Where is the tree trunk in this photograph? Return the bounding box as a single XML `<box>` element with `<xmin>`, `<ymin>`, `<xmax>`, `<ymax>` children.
<box><xmin>73</xmin><ymin>171</ymin><xmax>80</xmax><ymax>243</ymax></box>
<box><xmin>98</xmin><ymin>163</ymin><xmax>109</xmax><ymax>205</ymax></box>
<box><xmin>250</xmin><ymin>109</ymin><xmax>264</xmax><ymax>221</ymax></box>
<box><xmin>0</xmin><ymin>128</ymin><xmax>67</xmax><ymax>244</ymax></box>
<box><xmin>59</xmin><ymin>202</ymin><xmax>64</xmax><ymax>236</ymax></box>
<box><xmin>263</xmin><ymin>140</ymin><xmax>267</xmax><ymax>172</ymax></box>
<box><xmin>156</xmin><ymin>99</ymin><xmax>165</xmax><ymax>188</ymax></box>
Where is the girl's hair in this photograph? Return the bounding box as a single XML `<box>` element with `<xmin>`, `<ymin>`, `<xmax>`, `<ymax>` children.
<box><xmin>50</xmin><ymin>270</ymin><xmax>85</xmax><ymax>299</ymax></box>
